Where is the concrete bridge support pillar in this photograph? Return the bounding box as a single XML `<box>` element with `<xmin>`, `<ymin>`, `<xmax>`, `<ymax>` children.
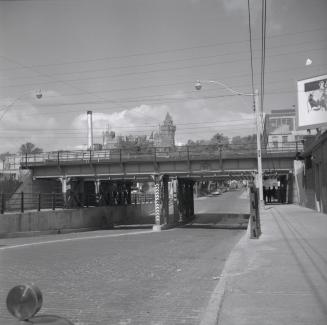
<box><xmin>152</xmin><ymin>174</ymin><xmax>169</xmax><ymax>231</ymax></box>
<box><xmin>174</xmin><ymin>179</ymin><xmax>195</xmax><ymax>224</ymax></box>
<box><xmin>172</xmin><ymin>178</ymin><xmax>179</xmax><ymax>224</ymax></box>
<box><xmin>162</xmin><ymin>175</ymin><xmax>169</xmax><ymax>225</ymax></box>
<box><xmin>126</xmin><ymin>182</ymin><xmax>132</xmax><ymax>205</ymax></box>
<box><xmin>66</xmin><ymin>178</ymin><xmax>84</xmax><ymax>208</ymax></box>
<box><xmin>177</xmin><ymin>179</ymin><xmax>186</xmax><ymax>223</ymax></box>
<box><xmin>60</xmin><ymin>177</ymin><xmax>68</xmax><ymax>207</ymax></box>
<box><xmin>194</xmin><ymin>181</ymin><xmax>199</xmax><ymax>198</ymax></box>
<box><xmin>116</xmin><ymin>182</ymin><xmax>123</xmax><ymax>205</ymax></box>
<box><xmin>187</xmin><ymin>180</ymin><xmax>195</xmax><ymax>219</ymax></box>
<box><xmin>94</xmin><ymin>179</ymin><xmax>100</xmax><ymax>205</ymax></box>
<box><xmin>98</xmin><ymin>181</ymin><xmax>111</xmax><ymax>206</ymax></box>
<box><xmin>184</xmin><ymin>180</ymin><xmax>194</xmax><ymax>221</ymax></box>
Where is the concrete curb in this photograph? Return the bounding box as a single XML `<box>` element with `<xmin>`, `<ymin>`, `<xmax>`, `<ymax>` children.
<box><xmin>200</xmin><ymin>221</ymin><xmax>251</xmax><ymax>325</ymax></box>
<box><xmin>0</xmin><ymin>226</ymin><xmax>104</xmax><ymax>239</ymax></box>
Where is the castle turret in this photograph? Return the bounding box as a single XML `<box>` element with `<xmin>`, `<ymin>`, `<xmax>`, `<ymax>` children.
<box><xmin>154</xmin><ymin>113</ymin><xmax>176</xmax><ymax>147</ymax></box>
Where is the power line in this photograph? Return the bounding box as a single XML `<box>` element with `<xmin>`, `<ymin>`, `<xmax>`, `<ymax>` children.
<box><xmin>7</xmin><ymin>87</ymin><xmax>316</xmax><ymax>116</ymax></box>
<box><xmin>1</xmin><ymin>45</ymin><xmax>327</xmax><ymax>90</ymax></box>
<box><xmin>0</xmin><ymin>118</ymin><xmax>255</xmax><ymax>131</ymax></box>
<box><xmin>3</xmin><ymin>37</ymin><xmax>326</xmax><ymax>84</ymax></box>
<box><xmin>0</xmin><ymin>126</ymin><xmax>257</xmax><ymax>139</ymax></box>
<box><xmin>1</xmin><ymin>26</ymin><xmax>326</xmax><ymax>72</ymax></box>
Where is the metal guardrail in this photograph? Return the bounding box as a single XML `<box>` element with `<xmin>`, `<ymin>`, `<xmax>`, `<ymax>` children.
<box><xmin>0</xmin><ymin>192</ymin><xmax>155</xmax><ymax>214</ymax></box>
<box><xmin>2</xmin><ymin>141</ymin><xmax>303</xmax><ymax>169</ymax></box>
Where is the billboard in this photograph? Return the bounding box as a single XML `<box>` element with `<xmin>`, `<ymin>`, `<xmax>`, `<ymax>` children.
<box><xmin>297</xmin><ymin>74</ymin><xmax>327</xmax><ymax>130</ymax></box>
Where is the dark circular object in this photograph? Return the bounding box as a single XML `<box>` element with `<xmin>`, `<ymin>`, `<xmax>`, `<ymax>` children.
<box><xmin>195</xmin><ymin>81</ymin><xmax>202</xmax><ymax>91</ymax></box>
<box><xmin>6</xmin><ymin>284</ymin><xmax>43</xmax><ymax>321</ymax></box>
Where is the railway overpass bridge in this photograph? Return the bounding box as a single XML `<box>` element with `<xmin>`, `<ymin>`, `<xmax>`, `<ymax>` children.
<box><xmin>9</xmin><ymin>142</ymin><xmax>302</xmax><ymax>230</ymax></box>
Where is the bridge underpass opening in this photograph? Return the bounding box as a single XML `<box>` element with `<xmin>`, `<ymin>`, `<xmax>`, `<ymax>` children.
<box><xmin>15</xmin><ymin>168</ymin><xmax>294</xmax><ymax>232</ymax></box>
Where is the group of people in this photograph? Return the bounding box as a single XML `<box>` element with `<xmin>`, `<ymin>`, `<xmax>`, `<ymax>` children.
<box><xmin>263</xmin><ymin>185</ymin><xmax>287</xmax><ymax>204</ymax></box>
<box><xmin>263</xmin><ymin>186</ymin><xmax>276</xmax><ymax>204</ymax></box>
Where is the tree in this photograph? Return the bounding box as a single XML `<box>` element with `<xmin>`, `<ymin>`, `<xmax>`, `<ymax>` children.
<box><xmin>210</xmin><ymin>133</ymin><xmax>229</xmax><ymax>145</ymax></box>
<box><xmin>231</xmin><ymin>134</ymin><xmax>256</xmax><ymax>150</ymax></box>
<box><xmin>19</xmin><ymin>142</ymin><xmax>43</xmax><ymax>155</ymax></box>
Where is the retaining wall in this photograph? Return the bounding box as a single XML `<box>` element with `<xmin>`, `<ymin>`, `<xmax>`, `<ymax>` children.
<box><xmin>0</xmin><ymin>204</ymin><xmax>155</xmax><ymax>238</ymax></box>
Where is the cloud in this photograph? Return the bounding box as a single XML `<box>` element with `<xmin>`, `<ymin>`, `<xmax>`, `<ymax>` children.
<box><xmin>72</xmin><ymin>104</ymin><xmax>171</xmax><ymax>135</ymax></box>
<box><xmin>1</xmin><ymin>88</ymin><xmax>258</xmax><ymax>154</ymax></box>
<box><xmin>72</xmin><ymin>97</ymin><xmax>256</xmax><ymax>147</ymax></box>
<box><xmin>222</xmin><ymin>0</ymin><xmax>247</xmax><ymax>13</ymax></box>
<box><xmin>0</xmin><ymin>94</ymin><xmax>61</xmax><ymax>153</ymax></box>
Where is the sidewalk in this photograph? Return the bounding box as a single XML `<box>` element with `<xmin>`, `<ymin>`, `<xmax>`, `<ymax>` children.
<box><xmin>201</xmin><ymin>204</ymin><xmax>327</xmax><ymax>325</ymax></box>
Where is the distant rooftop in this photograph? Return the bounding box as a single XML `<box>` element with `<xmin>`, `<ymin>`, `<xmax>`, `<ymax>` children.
<box><xmin>269</xmin><ymin>108</ymin><xmax>296</xmax><ymax>116</ymax></box>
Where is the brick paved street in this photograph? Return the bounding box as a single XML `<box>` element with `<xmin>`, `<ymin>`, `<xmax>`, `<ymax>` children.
<box><xmin>0</xmin><ymin>192</ymin><xmax>247</xmax><ymax>325</ymax></box>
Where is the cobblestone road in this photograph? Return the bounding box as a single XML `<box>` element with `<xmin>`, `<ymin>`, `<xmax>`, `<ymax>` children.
<box><xmin>0</xmin><ymin>193</ymin><xmax>247</xmax><ymax>325</ymax></box>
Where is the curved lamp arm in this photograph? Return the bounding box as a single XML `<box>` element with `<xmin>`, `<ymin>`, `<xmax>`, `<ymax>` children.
<box><xmin>195</xmin><ymin>80</ymin><xmax>254</xmax><ymax>96</ymax></box>
<box><xmin>0</xmin><ymin>90</ymin><xmax>42</xmax><ymax>121</ymax></box>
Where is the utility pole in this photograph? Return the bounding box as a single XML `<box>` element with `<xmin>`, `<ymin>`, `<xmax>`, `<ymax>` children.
<box><xmin>255</xmin><ymin>89</ymin><xmax>264</xmax><ymax>206</ymax></box>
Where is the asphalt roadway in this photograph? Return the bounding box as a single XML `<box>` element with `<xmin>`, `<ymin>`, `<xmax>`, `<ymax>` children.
<box><xmin>0</xmin><ymin>190</ymin><xmax>248</xmax><ymax>325</ymax></box>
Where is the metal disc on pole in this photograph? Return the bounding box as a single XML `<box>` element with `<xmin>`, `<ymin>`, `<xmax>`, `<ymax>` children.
<box><xmin>6</xmin><ymin>283</ymin><xmax>43</xmax><ymax>321</ymax></box>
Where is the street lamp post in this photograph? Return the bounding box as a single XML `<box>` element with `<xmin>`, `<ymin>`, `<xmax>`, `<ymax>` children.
<box><xmin>195</xmin><ymin>80</ymin><xmax>264</xmax><ymax>206</ymax></box>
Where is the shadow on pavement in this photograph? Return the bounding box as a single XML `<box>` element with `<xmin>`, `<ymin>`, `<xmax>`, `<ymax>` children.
<box><xmin>183</xmin><ymin>213</ymin><xmax>249</xmax><ymax>230</ymax></box>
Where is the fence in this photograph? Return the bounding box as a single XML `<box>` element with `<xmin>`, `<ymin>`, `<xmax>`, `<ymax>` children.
<box><xmin>2</xmin><ymin>141</ymin><xmax>304</xmax><ymax>170</ymax></box>
<box><xmin>0</xmin><ymin>192</ymin><xmax>155</xmax><ymax>214</ymax></box>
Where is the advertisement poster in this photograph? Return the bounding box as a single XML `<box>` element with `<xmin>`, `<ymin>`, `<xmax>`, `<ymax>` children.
<box><xmin>297</xmin><ymin>74</ymin><xmax>327</xmax><ymax>130</ymax></box>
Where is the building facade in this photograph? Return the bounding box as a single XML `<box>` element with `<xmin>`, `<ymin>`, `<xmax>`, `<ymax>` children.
<box><xmin>264</xmin><ymin>108</ymin><xmax>308</xmax><ymax>150</ymax></box>
<box><xmin>102</xmin><ymin>113</ymin><xmax>176</xmax><ymax>149</ymax></box>
<box><xmin>102</xmin><ymin>125</ymin><xmax>117</xmax><ymax>150</ymax></box>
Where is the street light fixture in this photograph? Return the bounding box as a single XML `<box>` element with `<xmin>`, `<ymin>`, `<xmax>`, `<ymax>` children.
<box><xmin>0</xmin><ymin>90</ymin><xmax>43</xmax><ymax>121</ymax></box>
<box><xmin>195</xmin><ymin>80</ymin><xmax>264</xmax><ymax>206</ymax></box>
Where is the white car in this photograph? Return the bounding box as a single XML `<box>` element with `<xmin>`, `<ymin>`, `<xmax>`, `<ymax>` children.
<box><xmin>210</xmin><ymin>190</ymin><xmax>222</xmax><ymax>196</ymax></box>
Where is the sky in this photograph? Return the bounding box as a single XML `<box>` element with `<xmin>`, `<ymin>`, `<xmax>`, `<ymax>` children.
<box><xmin>0</xmin><ymin>0</ymin><xmax>326</xmax><ymax>153</ymax></box>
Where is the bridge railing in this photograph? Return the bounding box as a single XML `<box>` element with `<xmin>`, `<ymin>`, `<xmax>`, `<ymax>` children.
<box><xmin>1</xmin><ymin>141</ymin><xmax>304</xmax><ymax>169</ymax></box>
<box><xmin>0</xmin><ymin>192</ymin><xmax>155</xmax><ymax>214</ymax></box>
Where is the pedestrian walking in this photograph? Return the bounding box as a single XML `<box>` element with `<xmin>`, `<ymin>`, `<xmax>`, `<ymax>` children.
<box><xmin>272</xmin><ymin>186</ymin><xmax>277</xmax><ymax>203</ymax></box>
<box><xmin>267</xmin><ymin>187</ymin><xmax>272</xmax><ymax>203</ymax></box>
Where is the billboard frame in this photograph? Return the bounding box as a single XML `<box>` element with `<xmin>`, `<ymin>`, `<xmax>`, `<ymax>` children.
<box><xmin>296</xmin><ymin>74</ymin><xmax>327</xmax><ymax>130</ymax></box>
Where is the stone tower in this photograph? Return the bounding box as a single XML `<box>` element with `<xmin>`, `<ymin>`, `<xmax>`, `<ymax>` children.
<box><xmin>154</xmin><ymin>113</ymin><xmax>176</xmax><ymax>148</ymax></box>
<box><xmin>102</xmin><ymin>125</ymin><xmax>116</xmax><ymax>149</ymax></box>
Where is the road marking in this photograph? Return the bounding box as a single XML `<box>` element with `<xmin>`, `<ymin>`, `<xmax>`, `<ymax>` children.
<box><xmin>0</xmin><ymin>230</ymin><xmax>156</xmax><ymax>250</ymax></box>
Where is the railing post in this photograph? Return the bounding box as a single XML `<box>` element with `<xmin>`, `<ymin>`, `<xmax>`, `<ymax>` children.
<box><xmin>1</xmin><ymin>193</ymin><xmax>5</xmax><ymax>214</ymax></box>
<box><xmin>25</xmin><ymin>153</ymin><xmax>28</xmax><ymax>167</ymax></box>
<box><xmin>38</xmin><ymin>193</ymin><xmax>41</xmax><ymax>211</ymax></box>
<box><xmin>89</xmin><ymin>150</ymin><xmax>92</xmax><ymax>163</ymax></box>
<box><xmin>20</xmin><ymin>192</ymin><xmax>24</xmax><ymax>213</ymax></box>
<box><xmin>57</xmin><ymin>151</ymin><xmax>60</xmax><ymax>166</ymax></box>
<box><xmin>119</xmin><ymin>149</ymin><xmax>122</xmax><ymax>163</ymax></box>
<box><xmin>52</xmin><ymin>192</ymin><xmax>56</xmax><ymax>210</ymax></box>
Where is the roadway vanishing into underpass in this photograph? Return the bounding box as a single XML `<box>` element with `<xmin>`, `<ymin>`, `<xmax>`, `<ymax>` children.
<box><xmin>0</xmin><ymin>189</ymin><xmax>249</xmax><ymax>325</ymax></box>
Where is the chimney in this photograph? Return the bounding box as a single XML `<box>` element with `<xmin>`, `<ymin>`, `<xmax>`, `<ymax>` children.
<box><xmin>87</xmin><ymin>110</ymin><xmax>93</xmax><ymax>150</ymax></box>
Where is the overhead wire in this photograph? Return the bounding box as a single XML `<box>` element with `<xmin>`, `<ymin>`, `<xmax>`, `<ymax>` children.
<box><xmin>2</xmin><ymin>36</ymin><xmax>326</xmax><ymax>84</ymax></box>
<box><xmin>1</xmin><ymin>45</ymin><xmax>327</xmax><ymax>90</ymax></box>
<box><xmin>0</xmin><ymin>25</ymin><xmax>326</xmax><ymax>72</ymax></box>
